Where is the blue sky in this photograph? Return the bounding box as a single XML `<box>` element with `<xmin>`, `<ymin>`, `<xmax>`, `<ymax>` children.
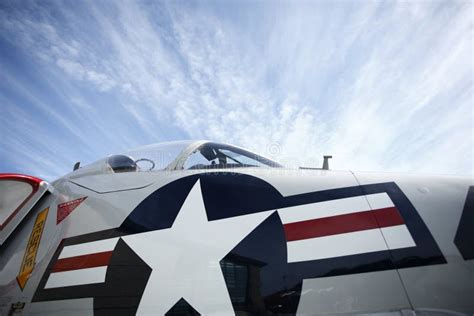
<box><xmin>0</xmin><ymin>0</ymin><xmax>472</xmax><ymax>180</ymax></box>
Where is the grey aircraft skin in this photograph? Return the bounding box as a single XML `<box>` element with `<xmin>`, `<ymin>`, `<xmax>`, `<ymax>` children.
<box><xmin>0</xmin><ymin>140</ymin><xmax>472</xmax><ymax>316</ymax></box>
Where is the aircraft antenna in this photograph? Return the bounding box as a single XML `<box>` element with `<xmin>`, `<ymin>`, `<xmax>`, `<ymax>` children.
<box><xmin>322</xmin><ymin>155</ymin><xmax>332</xmax><ymax>170</ymax></box>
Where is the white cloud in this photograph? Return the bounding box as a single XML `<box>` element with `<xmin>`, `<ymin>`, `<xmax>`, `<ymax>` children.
<box><xmin>56</xmin><ymin>58</ymin><xmax>86</xmax><ymax>79</ymax></box>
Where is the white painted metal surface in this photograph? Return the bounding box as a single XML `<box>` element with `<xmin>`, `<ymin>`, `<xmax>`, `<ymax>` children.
<box><xmin>45</xmin><ymin>267</ymin><xmax>108</xmax><ymax>289</ymax></box>
<box><xmin>0</xmin><ymin>141</ymin><xmax>472</xmax><ymax>316</ymax></box>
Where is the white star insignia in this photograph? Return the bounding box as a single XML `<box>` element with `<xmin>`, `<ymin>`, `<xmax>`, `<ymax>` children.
<box><xmin>123</xmin><ymin>179</ymin><xmax>274</xmax><ymax>315</ymax></box>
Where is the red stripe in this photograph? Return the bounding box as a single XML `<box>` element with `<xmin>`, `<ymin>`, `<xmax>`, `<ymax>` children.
<box><xmin>283</xmin><ymin>207</ymin><xmax>404</xmax><ymax>242</ymax></box>
<box><xmin>0</xmin><ymin>173</ymin><xmax>43</xmax><ymax>184</ymax></box>
<box><xmin>373</xmin><ymin>207</ymin><xmax>405</xmax><ymax>227</ymax></box>
<box><xmin>51</xmin><ymin>251</ymin><xmax>113</xmax><ymax>273</ymax></box>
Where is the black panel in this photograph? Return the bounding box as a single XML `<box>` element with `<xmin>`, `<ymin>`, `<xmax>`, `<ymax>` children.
<box><xmin>282</xmin><ymin>184</ymin><xmax>364</xmax><ymax>207</ymax></box>
<box><xmin>63</xmin><ymin>228</ymin><xmax>124</xmax><ymax>246</ymax></box>
<box><xmin>33</xmin><ymin>238</ymin><xmax>152</xmax><ymax>316</ymax></box>
<box><xmin>221</xmin><ymin>212</ymin><xmax>300</xmax><ymax>315</ymax></box>
<box><xmin>200</xmin><ymin>173</ymin><xmax>284</xmax><ymax>220</ymax></box>
<box><xmin>94</xmin><ymin>239</ymin><xmax>152</xmax><ymax>316</ymax></box>
<box><xmin>165</xmin><ymin>298</ymin><xmax>200</xmax><ymax>315</ymax></box>
<box><xmin>454</xmin><ymin>186</ymin><xmax>474</xmax><ymax>260</ymax></box>
<box><xmin>120</xmin><ymin>175</ymin><xmax>199</xmax><ymax>233</ymax></box>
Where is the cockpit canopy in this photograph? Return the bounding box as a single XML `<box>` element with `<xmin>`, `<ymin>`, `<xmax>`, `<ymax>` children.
<box><xmin>123</xmin><ymin>140</ymin><xmax>281</xmax><ymax>172</ymax></box>
<box><xmin>71</xmin><ymin>140</ymin><xmax>282</xmax><ymax>178</ymax></box>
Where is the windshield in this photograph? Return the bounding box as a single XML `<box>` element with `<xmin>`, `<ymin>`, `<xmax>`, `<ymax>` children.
<box><xmin>123</xmin><ymin>140</ymin><xmax>195</xmax><ymax>171</ymax></box>
<box><xmin>183</xmin><ymin>142</ymin><xmax>282</xmax><ymax>169</ymax></box>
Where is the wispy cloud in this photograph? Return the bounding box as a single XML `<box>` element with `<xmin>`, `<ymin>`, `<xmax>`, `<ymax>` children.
<box><xmin>0</xmin><ymin>0</ymin><xmax>472</xmax><ymax>180</ymax></box>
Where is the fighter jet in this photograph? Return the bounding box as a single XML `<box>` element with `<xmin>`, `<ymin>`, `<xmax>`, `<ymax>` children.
<box><xmin>1</xmin><ymin>140</ymin><xmax>472</xmax><ymax>315</ymax></box>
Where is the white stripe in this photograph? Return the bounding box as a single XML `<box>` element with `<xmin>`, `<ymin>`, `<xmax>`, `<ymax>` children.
<box><xmin>45</xmin><ymin>267</ymin><xmax>107</xmax><ymax>289</ymax></box>
<box><xmin>366</xmin><ymin>193</ymin><xmax>395</xmax><ymax>210</ymax></box>
<box><xmin>59</xmin><ymin>238</ymin><xmax>118</xmax><ymax>259</ymax></box>
<box><xmin>381</xmin><ymin>225</ymin><xmax>416</xmax><ymax>249</ymax></box>
<box><xmin>278</xmin><ymin>193</ymin><xmax>392</xmax><ymax>224</ymax></box>
<box><xmin>287</xmin><ymin>229</ymin><xmax>388</xmax><ymax>262</ymax></box>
